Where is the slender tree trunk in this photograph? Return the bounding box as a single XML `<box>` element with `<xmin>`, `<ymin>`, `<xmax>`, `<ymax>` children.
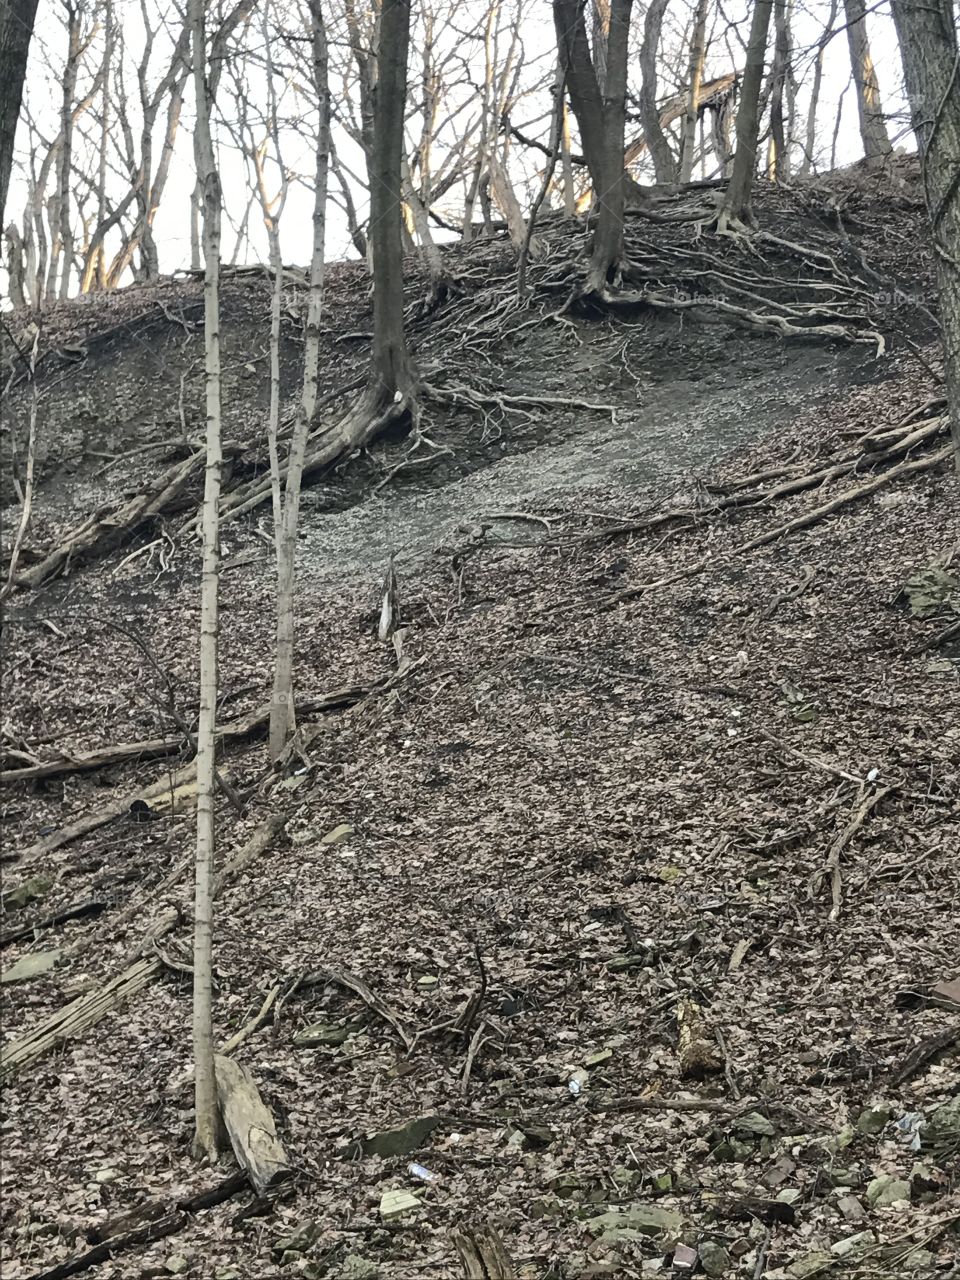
<box><xmin>560</xmin><ymin>100</ymin><xmax>577</xmax><ymax>214</ymax></box>
<box><xmin>680</xmin><ymin>0</ymin><xmax>709</xmax><ymax>182</ymax></box>
<box><xmin>269</xmin><ymin>0</ymin><xmax>330</xmax><ymax>760</ymax></box>
<box><xmin>189</xmin><ymin>0</ymin><xmax>225</xmax><ymax>1164</ymax></box>
<box><xmin>637</xmin><ymin>0</ymin><xmax>677</xmax><ymax>184</ymax></box>
<box><xmin>553</xmin><ymin>0</ymin><xmax>634</xmax><ymax>292</ymax></box>
<box><xmin>843</xmin><ymin>0</ymin><xmax>892</xmax><ymax>165</ymax></box>
<box><xmin>0</xmin><ymin>0</ymin><xmax>39</xmax><ymax>225</ymax></box>
<box><xmin>891</xmin><ymin>0</ymin><xmax>960</xmax><ymax>463</ymax></box>
<box><xmin>5</xmin><ymin>222</ymin><xmax>27</xmax><ymax>307</ymax></box>
<box><xmin>799</xmin><ymin>0</ymin><xmax>837</xmax><ymax>177</ymax></box>
<box><xmin>718</xmin><ymin>0</ymin><xmax>773</xmax><ymax>229</ymax></box>
<box><xmin>767</xmin><ymin>0</ymin><xmax>790</xmax><ymax>181</ymax></box>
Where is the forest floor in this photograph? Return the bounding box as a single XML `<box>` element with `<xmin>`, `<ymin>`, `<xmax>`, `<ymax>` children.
<box><xmin>1</xmin><ymin>172</ymin><xmax>959</xmax><ymax>1280</ymax></box>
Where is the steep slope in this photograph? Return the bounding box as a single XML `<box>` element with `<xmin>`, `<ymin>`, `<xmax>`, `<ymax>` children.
<box><xmin>1</xmin><ymin>174</ymin><xmax>958</xmax><ymax>1280</ymax></box>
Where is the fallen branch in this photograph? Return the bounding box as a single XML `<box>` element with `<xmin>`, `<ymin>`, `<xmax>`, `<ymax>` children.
<box><xmin>809</xmin><ymin>786</ymin><xmax>894</xmax><ymax>922</ymax></box>
<box><xmin>311</xmin><ymin>966</ymin><xmax>415</xmax><ymax>1051</ymax></box>
<box><xmin>215</xmin><ymin>1054</ymin><xmax>293</xmax><ymax>1195</ymax></box>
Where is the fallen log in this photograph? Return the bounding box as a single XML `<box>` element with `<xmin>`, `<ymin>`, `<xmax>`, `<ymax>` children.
<box><xmin>2</xmin><ymin>683</ymin><xmax>369</xmax><ymax>785</ymax></box>
<box><xmin>0</xmin><ymin>956</ymin><xmax>161</xmax><ymax>1078</ymax></box>
<box><xmin>12</xmin><ymin>450</ymin><xmax>206</xmax><ymax>590</ymax></box>
<box><xmin>215</xmin><ymin>1054</ymin><xmax>293</xmax><ymax>1195</ymax></box>
<box><xmin>452</xmin><ymin>1225</ymin><xmax>517</xmax><ymax>1280</ymax></box>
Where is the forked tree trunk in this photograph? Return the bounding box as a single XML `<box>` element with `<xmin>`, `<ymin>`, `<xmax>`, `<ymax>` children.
<box><xmin>718</xmin><ymin>0</ymin><xmax>773</xmax><ymax>229</ymax></box>
<box><xmin>0</xmin><ymin>0</ymin><xmax>39</xmax><ymax>225</ymax></box>
<box><xmin>680</xmin><ymin>0</ymin><xmax>709</xmax><ymax>182</ymax></box>
<box><xmin>189</xmin><ymin>0</ymin><xmax>225</xmax><ymax>1164</ymax></box>
<box><xmin>268</xmin><ymin>0</ymin><xmax>330</xmax><ymax>760</ymax></box>
<box><xmin>891</xmin><ymin>0</ymin><xmax>960</xmax><ymax>464</ymax></box>
<box><xmin>843</xmin><ymin>0</ymin><xmax>892</xmax><ymax>165</ymax></box>
<box><xmin>637</xmin><ymin>0</ymin><xmax>677</xmax><ymax>185</ymax></box>
<box><xmin>553</xmin><ymin>0</ymin><xmax>634</xmax><ymax>292</ymax></box>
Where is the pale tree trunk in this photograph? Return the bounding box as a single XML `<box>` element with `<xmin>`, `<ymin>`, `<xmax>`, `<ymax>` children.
<box><xmin>268</xmin><ymin>0</ymin><xmax>330</xmax><ymax>760</ymax></box>
<box><xmin>766</xmin><ymin>0</ymin><xmax>790</xmax><ymax>180</ymax></box>
<box><xmin>718</xmin><ymin>0</ymin><xmax>773</xmax><ymax>229</ymax></box>
<box><xmin>553</xmin><ymin>0</ymin><xmax>634</xmax><ymax>292</ymax></box>
<box><xmin>0</xmin><ymin>0</ymin><xmax>39</xmax><ymax>224</ymax></box>
<box><xmin>891</xmin><ymin>0</ymin><xmax>960</xmax><ymax>463</ymax></box>
<box><xmin>680</xmin><ymin>0</ymin><xmax>709</xmax><ymax>182</ymax></box>
<box><xmin>843</xmin><ymin>0</ymin><xmax>892</xmax><ymax>165</ymax></box>
<box><xmin>637</xmin><ymin>0</ymin><xmax>677</xmax><ymax>184</ymax></box>
<box><xmin>560</xmin><ymin>100</ymin><xmax>577</xmax><ymax>214</ymax></box>
<box><xmin>48</xmin><ymin>2</ymin><xmax>82</xmax><ymax>302</ymax></box>
<box><xmin>799</xmin><ymin>0</ymin><xmax>837</xmax><ymax>176</ymax></box>
<box><xmin>189</xmin><ymin>0</ymin><xmax>225</xmax><ymax>1164</ymax></box>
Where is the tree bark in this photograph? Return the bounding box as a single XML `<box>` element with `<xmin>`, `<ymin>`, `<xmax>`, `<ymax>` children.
<box><xmin>799</xmin><ymin>0</ymin><xmax>837</xmax><ymax>176</ymax></box>
<box><xmin>189</xmin><ymin>0</ymin><xmax>225</xmax><ymax>1164</ymax></box>
<box><xmin>553</xmin><ymin>0</ymin><xmax>634</xmax><ymax>291</ymax></box>
<box><xmin>637</xmin><ymin>0</ymin><xmax>677</xmax><ymax>185</ymax></box>
<box><xmin>891</xmin><ymin>0</ymin><xmax>960</xmax><ymax>464</ymax></box>
<box><xmin>0</xmin><ymin>0</ymin><xmax>38</xmax><ymax>225</ymax></box>
<box><xmin>718</xmin><ymin>0</ymin><xmax>773</xmax><ymax>229</ymax></box>
<box><xmin>268</xmin><ymin>0</ymin><xmax>330</xmax><ymax>761</ymax></box>
<box><xmin>680</xmin><ymin>0</ymin><xmax>709</xmax><ymax>182</ymax></box>
<box><xmin>843</xmin><ymin>0</ymin><xmax>892</xmax><ymax>165</ymax></box>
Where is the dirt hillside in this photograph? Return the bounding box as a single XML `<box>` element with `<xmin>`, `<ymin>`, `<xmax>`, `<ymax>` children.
<box><xmin>1</xmin><ymin>173</ymin><xmax>958</xmax><ymax>1280</ymax></box>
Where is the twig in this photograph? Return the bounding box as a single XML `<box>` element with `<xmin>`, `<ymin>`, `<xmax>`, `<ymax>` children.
<box><xmin>314</xmin><ymin>966</ymin><xmax>414</xmax><ymax>1051</ymax></box>
<box><xmin>1</xmin><ymin>326</ymin><xmax>40</xmax><ymax>603</ymax></box>
<box><xmin>460</xmin><ymin>1020</ymin><xmax>490</xmax><ymax>1097</ymax></box>
<box><xmin>809</xmin><ymin>786</ymin><xmax>894</xmax><ymax>922</ymax></box>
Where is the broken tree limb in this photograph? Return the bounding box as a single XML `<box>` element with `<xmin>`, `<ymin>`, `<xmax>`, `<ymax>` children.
<box><xmin>2</xmin><ymin>683</ymin><xmax>369</xmax><ymax>785</ymax></box>
<box><xmin>452</xmin><ymin>1225</ymin><xmax>517</xmax><ymax>1280</ymax></box>
<box><xmin>214</xmin><ymin>1054</ymin><xmax>293</xmax><ymax>1195</ymax></box>
<box><xmin>809</xmin><ymin>786</ymin><xmax>894</xmax><ymax>922</ymax></box>
<box><xmin>0</xmin><ymin>956</ymin><xmax>162</xmax><ymax>1079</ymax></box>
<box><xmin>12</xmin><ymin>450</ymin><xmax>205</xmax><ymax>591</ymax></box>
<box><xmin>310</xmin><ymin>966</ymin><xmax>415</xmax><ymax>1051</ymax></box>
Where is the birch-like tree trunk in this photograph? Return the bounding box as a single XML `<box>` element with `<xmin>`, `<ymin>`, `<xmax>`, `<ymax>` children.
<box><xmin>189</xmin><ymin>0</ymin><xmax>225</xmax><ymax>1163</ymax></box>
<box><xmin>680</xmin><ymin>0</ymin><xmax>709</xmax><ymax>182</ymax></box>
<box><xmin>268</xmin><ymin>0</ymin><xmax>330</xmax><ymax>760</ymax></box>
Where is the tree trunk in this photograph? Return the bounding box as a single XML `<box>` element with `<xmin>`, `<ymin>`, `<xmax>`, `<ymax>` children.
<box><xmin>891</xmin><ymin>0</ymin><xmax>960</xmax><ymax>464</ymax></box>
<box><xmin>553</xmin><ymin>0</ymin><xmax>634</xmax><ymax>292</ymax></box>
<box><xmin>680</xmin><ymin>0</ymin><xmax>709</xmax><ymax>183</ymax></box>
<box><xmin>637</xmin><ymin>0</ymin><xmax>677</xmax><ymax>185</ymax></box>
<box><xmin>843</xmin><ymin>0</ymin><xmax>892</xmax><ymax>165</ymax></box>
<box><xmin>766</xmin><ymin>0</ymin><xmax>791</xmax><ymax>181</ymax></box>
<box><xmin>718</xmin><ymin>0</ymin><xmax>773</xmax><ymax>229</ymax></box>
<box><xmin>799</xmin><ymin>0</ymin><xmax>837</xmax><ymax>176</ymax></box>
<box><xmin>189</xmin><ymin>0</ymin><xmax>225</xmax><ymax>1164</ymax></box>
<box><xmin>269</xmin><ymin>0</ymin><xmax>330</xmax><ymax>761</ymax></box>
<box><xmin>342</xmin><ymin>0</ymin><xmax>417</xmax><ymax>426</ymax></box>
<box><xmin>0</xmin><ymin>0</ymin><xmax>38</xmax><ymax>225</ymax></box>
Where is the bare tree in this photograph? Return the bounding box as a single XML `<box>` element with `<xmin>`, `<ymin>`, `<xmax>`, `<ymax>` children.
<box><xmin>189</xmin><ymin>0</ymin><xmax>226</xmax><ymax>1164</ymax></box>
<box><xmin>680</xmin><ymin>0</ymin><xmax>709</xmax><ymax>182</ymax></box>
<box><xmin>842</xmin><ymin>0</ymin><xmax>892</xmax><ymax>165</ymax></box>
<box><xmin>0</xmin><ymin>0</ymin><xmax>39</xmax><ymax>223</ymax></box>
<box><xmin>891</xmin><ymin>0</ymin><xmax>960</xmax><ymax>462</ymax></box>
<box><xmin>717</xmin><ymin>0</ymin><xmax>773</xmax><ymax>231</ymax></box>
<box><xmin>637</xmin><ymin>0</ymin><xmax>678</xmax><ymax>185</ymax></box>
<box><xmin>553</xmin><ymin>0</ymin><xmax>634</xmax><ymax>293</ymax></box>
<box><xmin>269</xmin><ymin>0</ymin><xmax>331</xmax><ymax>759</ymax></box>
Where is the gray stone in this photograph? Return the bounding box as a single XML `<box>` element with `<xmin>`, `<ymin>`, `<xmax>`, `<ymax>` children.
<box><xmin>866</xmin><ymin>1175</ymin><xmax>910</xmax><ymax>1208</ymax></box>
<box><xmin>698</xmin><ymin>1241</ymin><xmax>732</xmax><ymax>1276</ymax></box>
<box><xmin>586</xmin><ymin>1203</ymin><xmax>684</xmax><ymax>1240</ymax></box>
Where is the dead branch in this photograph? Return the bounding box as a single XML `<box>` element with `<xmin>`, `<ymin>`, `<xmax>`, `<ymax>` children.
<box><xmin>311</xmin><ymin>966</ymin><xmax>415</xmax><ymax>1051</ymax></box>
<box><xmin>809</xmin><ymin>786</ymin><xmax>894</xmax><ymax>922</ymax></box>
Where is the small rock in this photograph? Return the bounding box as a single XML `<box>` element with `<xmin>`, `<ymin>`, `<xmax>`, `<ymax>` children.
<box><xmin>273</xmin><ymin>1221</ymin><xmax>322</xmax><ymax>1254</ymax></box>
<box><xmin>787</xmin><ymin>1252</ymin><xmax>833</xmax><ymax>1279</ymax></box>
<box><xmin>831</xmin><ymin>1231</ymin><xmax>876</xmax><ymax>1258</ymax></box>
<box><xmin>587</xmin><ymin>1204</ymin><xmax>684</xmax><ymax>1240</ymax></box>
<box><xmin>856</xmin><ymin>1106</ymin><xmax>893</xmax><ymax>1136</ymax></box>
<box><xmin>734</xmin><ymin>1111</ymin><xmax>776</xmax><ymax>1137</ymax></box>
<box><xmin>836</xmin><ymin>1195</ymin><xmax>866</xmax><ymax>1224</ymax></box>
<box><xmin>354</xmin><ymin>1114</ymin><xmax>441</xmax><ymax>1159</ymax></box>
<box><xmin>698</xmin><ymin>1241</ymin><xmax>732</xmax><ymax>1276</ymax></box>
<box><xmin>165</xmin><ymin>1256</ymin><xmax>189</xmax><ymax>1275</ymax></box>
<box><xmin>94</xmin><ymin>1168</ymin><xmax>119</xmax><ymax>1184</ymax></box>
<box><xmin>672</xmin><ymin>1242</ymin><xmax>698</xmax><ymax>1270</ymax></box>
<box><xmin>339</xmin><ymin>1256</ymin><xmax>379</xmax><ymax>1280</ymax></box>
<box><xmin>866</xmin><ymin>1174</ymin><xmax>911</xmax><ymax>1208</ymax></box>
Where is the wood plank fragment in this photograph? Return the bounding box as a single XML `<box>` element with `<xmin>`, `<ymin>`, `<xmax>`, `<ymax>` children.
<box><xmin>214</xmin><ymin>1054</ymin><xmax>293</xmax><ymax>1195</ymax></box>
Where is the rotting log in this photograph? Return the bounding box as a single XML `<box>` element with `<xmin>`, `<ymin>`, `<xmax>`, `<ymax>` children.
<box><xmin>0</xmin><ymin>956</ymin><xmax>161</xmax><ymax>1078</ymax></box>
<box><xmin>3</xmin><ymin>816</ymin><xmax>288</xmax><ymax>1073</ymax></box>
<box><xmin>12</xmin><ymin>450</ymin><xmax>206</xmax><ymax>591</ymax></box>
<box><xmin>2</xmin><ymin>683</ymin><xmax>369</xmax><ymax>786</ymax></box>
<box><xmin>214</xmin><ymin>1054</ymin><xmax>293</xmax><ymax>1195</ymax></box>
<box><xmin>452</xmin><ymin>1225</ymin><xmax>516</xmax><ymax>1280</ymax></box>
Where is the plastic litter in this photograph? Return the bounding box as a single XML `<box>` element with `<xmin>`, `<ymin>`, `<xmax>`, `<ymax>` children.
<box><xmin>407</xmin><ymin>1162</ymin><xmax>437</xmax><ymax>1182</ymax></box>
